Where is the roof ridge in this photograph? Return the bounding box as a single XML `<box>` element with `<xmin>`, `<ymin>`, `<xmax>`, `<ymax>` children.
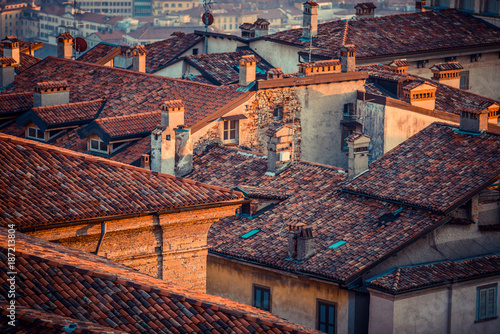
<box><xmin>342</xmin><ymin>20</ymin><xmax>349</xmax><ymax>45</ymax></box>
<box><xmin>32</xmin><ymin>98</ymin><xmax>105</xmax><ymax>111</ymax></box>
<box><xmin>95</xmin><ymin>110</ymin><xmax>160</xmax><ymax>122</ymax></box>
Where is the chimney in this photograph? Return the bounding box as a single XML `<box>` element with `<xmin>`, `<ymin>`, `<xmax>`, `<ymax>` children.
<box><xmin>160</xmin><ymin>100</ymin><xmax>184</xmax><ymax>129</ymax></box>
<box><xmin>287</xmin><ymin>223</ymin><xmax>315</xmax><ymax>261</ymax></box>
<box><xmin>355</xmin><ymin>2</ymin><xmax>377</xmax><ymax>18</ymax></box>
<box><xmin>302</xmin><ymin>1</ymin><xmax>318</xmax><ymax>40</ymax></box>
<box><xmin>239</xmin><ymin>55</ymin><xmax>257</xmax><ymax>87</ymax></box>
<box><xmin>340</xmin><ymin>44</ymin><xmax>356</xmax><ymax>73</ymax></box>
<box><xmin>267</xmin><ymin>67</ymin><xmax>284</xmax><ymax>80</ymax></box>
<box><xmin>33</xmin><ymin>81</ymin><xmax>70</xmax><ymax>107</ymax></box>
<box><xmin>0</xmin><ymin>57</ymin><xmax>18</xmax><ymax>88</ymax></box>
<box><xmin>415</xmin><ymin>0</ymin><xmax>427</xmax><ymax>12</ymax></box>
<box><xmin>298</xmin><ymin>59</ymin><xmax>342</xmax><ymax>76</ymax></box>
<box><xmin>121</xmin><ymin>46</ymin><xmax>147</xmax><ymax>73</ymax></box>
<box><xmin>254</xmin><ymin>18</ymin><xmax>270</xmax><ymax>37</ymax></box>
<box><xmin>459</xmin><ymin>105</ymin><xmax>489</xmax><ymax>134</ymax></box>
<box><xmin>140</xmin><ymin>154</ymin><xmax>150</xmax><ymax>170</ymax></box>
<box><xmin>388</xmin><ymin>59</ymin><xmax>409</xmax><ymax>74</ymax></box>
<box><xmin>402</xmin><ymin>80</ymin><xmax>436</xmax><ymax>110</ymax></box>
<box><xmin>430</xmin><ymin>62</ymin><xmax>463</xmax><ymax>89</ymax></box>
<box><xmin>2</xmin><ymin>36</ymin><xmax>20</xmax><ymax>63</ymax></box>
<box><xmin>150</xmin><ymin>125</ymin><xmax>175</xmax><ymax>175</ymax></box>
<box><xmin>266</xmin><ymin>123</ymin><xmax>293</xmax><ymax>175</ymax></box>
<box><xmin>346</xmin><ymin>132</ymin><xmax>371</xmax><ymax>180</ymax></box>
<box><xmin>56</xmin><ymin>32</ymin><xmax>73</xmax><ymax>59</ymax></box>
<box><xmin>174</xmin><ymin>125</ymin><xmax>193</xmax><ymax>177</ymax></box>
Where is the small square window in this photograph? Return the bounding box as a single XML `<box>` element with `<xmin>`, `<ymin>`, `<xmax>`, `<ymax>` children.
<box><xmin>477</xmin><ymin>284</ymin><xmax>497</xmax><ymax>321</ymax></box>
<box><xmin>253</xmin><ymin>285</ymin><xmax>271</xmax><ymax>311</ymax></box>
<box><xmin>273</xmin><ymin>106</ymin><xmax>283</xmax><ymax>121</ymax></box>
<box><xmin>343</xmin><ymin>103</ymin><xmax>354</xmax><ymax>116</ymax></box>
<box><xmin>27</xmin><ymin>126</ymin><xmax>44</xmax><ymax>141</ymax></box>
<box><xmin>89</xmin><ymin>138</ymin><xmax>108</xmax><ymax>153</ymax></box>
<box><xmin>192</xmin><ymin>48</ymin><xmax>198</xmax><ymax>55</ymax></box>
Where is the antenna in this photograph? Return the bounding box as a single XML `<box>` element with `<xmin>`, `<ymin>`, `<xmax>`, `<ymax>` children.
<box><xmin>202</xmin><ymin>0</ymin><xmax>215</xmax><ymax>54</ymax></box>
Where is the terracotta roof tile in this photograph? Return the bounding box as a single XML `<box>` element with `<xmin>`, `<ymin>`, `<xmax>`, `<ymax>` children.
<box><xmin>185</xmin><ymin>50</ymin><xmax>273</xmax><ymax>86</ymax></box>
<box><xmin>0</xmin><ymin>47</ymin><xmax>41</xmax><ymax>72</ymax></box>
<box><xmin>30</xmin><ymin>99</ymin><xmax>104</xmax><ymax>127</ymax></box>
<box><xmin>355</xmin><ymin>2</ymin><xmax>377</xmax><ymax>9</ymax></box>
<box><xmin>188</xmin><ymin>145</ymin><xmax>445</xmax><ymax>282</ymax></box>
<box><xmin>267</xmin><ymin>10</ymin><xmax>500</xmax><ymax>59</ymax></box>
<box><xmin>0</xmin><ymin>134</ymin><xmax>243</xmax><ymax>229</ymax></box>
<box><xmin>0</xmin><ymin>228</ymin><xmax>320</xmax><ymax>333</ymax></box>
<box><xmin>299</xmin><ymin>59</ymin><xmax>342</xmax><ymax>68</ymax></box>
<box><xmin>77</xmin><ymin>43</ymin><xmax>121</xmax><ymax>64</ymax></box>
<box><xmin>430</xmin><ymin>62</ymin><xmax>463</xmax><ymax>71</ymax></box>
<box><xmin>343</xmin><ymin>123</ymin><xmax>500</xmax><ymax>213</ymax></box>
<box><xmin>0</xmin><ymin>92</ymin><xmax>32</xmax><ymax>116</ymax></box>
<box><xmin>368</xmin><ymin>253</ymin><xmax>500</xmax><ymax>293</ymax></box>
<box><xmin>93</xmin><ymin>111</ymin><xmax>160</xmax><ymax>139</ymax></box>
<box><xmin>0</xmin><ymin>56</ymin><xmax>17</xmax><ymax>65</ymax></box>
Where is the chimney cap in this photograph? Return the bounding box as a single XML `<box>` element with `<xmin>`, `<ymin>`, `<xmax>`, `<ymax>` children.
<box><xmin>240</xmin><ymin>55</ymin><xmax>258</xmax><ymax>63</ymax></box>
<box><xmin>160</xmin><ymin>100</ymin><xmax>184</xmax><ymax>109</ymax></box>
<box><xmin>460</xmin><ymin>104</ymin><xmax>490</xmax><ymax>115</ymax></box>
<box><xmin>1</xmin><ymin>35</ymin><xmax>19</xmax><ymax>44</ymax></box>
<box><xmin>354</xmin><ymin>2</ymin><xmax>377</xmax><ymax>9</ymax></box>
<box><xmin>121</xmin><ymin>45</ymin><xmax>148</xmax><ymax>57</ymax></box>
<box><xmin>170</xmin><ymin>31</ymin><xmax>185</xmax><ymax>37</ymax></box>
<box><xmin>429</xmin><ymin>62</ymin><xmax>463</xmax><ymax>71</ymax></box>
<box><xmin>389</xmin><ymin>59</ymin><xmax>409</xmax><ymax>67</ymax></box>
<box><xmin>0</xmin><ymin>57</ymin><xmax>18</xmax><ymax>67</ymax></box>
<box><xmin>304</xmin><ymin>1</ymin><xmax>319</xmax><ymax>7</ymax></box>
<box><xmin>345</xmin><ymin>132</ymin><xmax>371</xmax><ymax>143</ymax></box>
<box><xmin>299</xmin><ymin>59</ymin><xmax>342</xmax><ymax>69</ymax></box>
<box><xmin>56</xmin><ymin>32</ymin><xmax>73</xmax><ymax>41</ymax></box>
<box><xmin>340</xmin><ymin>44</ymin><xmax>356</xmax><ymax>52</ymax></box>
<box><xmin>402</xmin><ymin>80</ymin><xmax>436</xmax><ymax>91</ymax></box>
<box><xmin>35</xmin><ymin>80</ymin><xmax>69</xmax><ymax>90</ymax></box>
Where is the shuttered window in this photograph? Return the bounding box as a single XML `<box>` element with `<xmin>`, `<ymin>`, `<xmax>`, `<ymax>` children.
<box><xmin>477</xmin><ymin>284</ymin><xmax>497</xmax><ymax>321</ymax></box>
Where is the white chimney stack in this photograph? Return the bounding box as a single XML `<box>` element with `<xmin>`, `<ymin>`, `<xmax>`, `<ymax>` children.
<box><xmin>346</xmin><ymin>132</ymin><xmax>371</xmax><ymax>180</ymax></box>
<box><xmin>302</xmin><ymin>1</ymin><xmax>318</xmax><ymax>40</ymax></box>
<box><xmin>33</xmin><ymin>81</ymin><xmax>70</xmax><ymax>107</ymax></box>
<box><xmin>2</xmin><ymin>36</ymin><xmax>20</xmax><ymax>63</ymax></box>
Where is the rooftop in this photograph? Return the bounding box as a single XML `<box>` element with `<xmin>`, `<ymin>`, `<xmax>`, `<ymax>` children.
<box><xmin>0</xmin><ymin>227</ymin><xmax>320</xmax><ymax>333</ymax></box>
<box><xmin>0</xmin><ymin>134</ymin><xmax>243</xmax><ymax>229</ymax></box>
<box><xmin>77</xmin><ymin>43</ymin><xmax>121</xmax><ymax>65</ymax></box>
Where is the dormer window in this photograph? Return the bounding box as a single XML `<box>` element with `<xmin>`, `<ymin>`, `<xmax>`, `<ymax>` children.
<box><xmin>89</xmin><ymin>138</ymin><xmax>107</xmax><ymax>154</ymax></box>
<box><xmin>27</xmin><ymin>126</ymin><xmax>44</xmax><ymax>141</ymax></box>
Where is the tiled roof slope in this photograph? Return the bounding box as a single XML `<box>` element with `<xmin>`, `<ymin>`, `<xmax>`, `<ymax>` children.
<box><xmin>189</xmin><ymin>145</ymin><xmax>445</xmax><ymax>283</ymax></box>
<box><xmin>145</xmin><ymin>33</ymin><xmax>204</xmax><ymax>73</ymax></box>
<box><xmin>0</xmin><ymin>228</ymin><xmax>320</xmax><ymax>334</ymax></box>
<box><xmin>91</xmin><ymin>111</ymin><xmax>160</xmax><ymax>139</ymax></box>
<box><xmin>185</xmin><ymin>50</ymin><xmax>273</xmax><ymax>86</ymax></box>
<box><xmin>343</xmin><ymin>123</ymin><xmax>500</xmax><ymax>213</ymax></box>
<box><xmin>0</xmin><ymin>47</ymin><xmax>41</xmax><ymax>72</ymax></box>
<box><xmin>0</xmin><ymin>92</ymin><xmax>32</xmax><ymax>117</ymax></box>
<box><xmin>2</xmin><ymin>56</ymin><xmax>247</xmax><ymax>128</ymax></box>
<box><xmin>368</xmin><ymin>253</ymin><xmax>500</xmax><ymax>294</ymax></box>
<box><xmin>360</xmin><ymin>64</ymin><xmax>500</xmax><ymax>115</ymax></box>
<box><xmin>77</xmin><ymin>43</ymin><xmax>120</xmax><ymax>64</ymax></box>
<box><xmin>30</xmin><ymin>99</ymin><xmax>104</xmax><ymax>127</ymax></box>
<box><xmin>266</xmin><ymin>10</ymin><xmax>500</xmax><ymax>59</ymax></box>
<box><xmin>0</xmin><ymin>134</ymin><xmax>243</xmax><ymax>229</ymax></box>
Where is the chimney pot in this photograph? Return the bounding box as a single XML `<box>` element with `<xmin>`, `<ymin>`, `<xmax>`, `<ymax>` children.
<box><xmin>340</xmin><ymin>44</ymin><xmax>356</xmax><ymax>73</ymax></box>
<box><xmin>430</xmin><ymin>62</ymin><xmax>463</xmax><ymax>89</ymax></box>
<box><xmin>287</xmin><ymin>223</ymin><xmax>315</xmax><ymax>260</ymax></box>
<box><xmin>56</xmin><ymin>32</ymin><xmax>74</xmax><ymax>59</ymax></box>
<box><xmin>33</xmin><ymin>81</ymin><xmax>70</xmax><ymax>107</ymax></box>
<box><xmin>2</xmin><ymin>36</ymin><xmax>20</xmax><ymax>64</ymax></box>
<box><xmin>140</xmin><ymin>154</ymin><xmax>150</xmax><ymax>170</ymax></box>
<box><xmin>239</xmin><ymin>55</ymin><xmax>257</xmax><ymax>87</ymax></box>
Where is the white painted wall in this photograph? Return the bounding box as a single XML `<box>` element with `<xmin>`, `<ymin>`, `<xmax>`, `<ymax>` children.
<box><xmin>250</xmin><ymin>39</ymin><xmax>302</xmax><ymax>74</ymax></box>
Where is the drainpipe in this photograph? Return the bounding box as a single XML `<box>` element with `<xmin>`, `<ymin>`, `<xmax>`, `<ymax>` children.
<box><xmin>447</xmin><ymin>284</ymin><xmax>453</xmax><ymax>334</ymax></box>
<box><xmin>93</xmin><ymin>222</ymin><xmax>107</xmax><ymax>255</ymax></box>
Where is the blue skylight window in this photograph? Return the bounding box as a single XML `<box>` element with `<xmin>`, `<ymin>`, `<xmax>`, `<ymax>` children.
<box><xmin>241</xmin><ymin>229</ymin><xmax>260</xmax><ymax>239</ymax></box>
<box><xmin>329</xmin><ymin>240</ymin><xmax>347</xmax><ymax>249</ymax></box>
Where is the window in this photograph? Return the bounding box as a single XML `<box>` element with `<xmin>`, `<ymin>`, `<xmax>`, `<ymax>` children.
<box><xmin>192</xmin><ymin>48</ymin><xmax>198</xmax><ymax>55</ymax></box>
<box><xmin>341</xmin><ymin>126</ymin><xmax>354</xmax><ymax>151</ymax></box>
<box><xmin>89</xmin><ymin>138</ymin><xmax>108</xmax><ymax>153</ymax></box>
<box><xmin>273</xmin><ymin>106</ymin><xmax>283</xmax><ymax>121</ymax></box>
<box><xmin>223</xmin><ymin>120</ymin><xmax>238</xmax><ymax>143</ymax></box>
<box><xmin>477</xmin><ymin>284</ymin><xmax>497</xmax><ymax>321</ymax></box>
<box><xmin>343</xmin><ymin>103</ymin><xmax>354</xmax><ymax>116</ymax></box>
<box><xmin>460</xmin><ymin>70</ymin><xmax>469</xmax><ymax>90</ymax></box>
<box><xmin>27</xmin><ymin>126</ymin><xmax>44</xmax><ymax>140</ymax></box>
<box><xmin>317</xmin><ymin>300</ymin><xmax>336</xmax><ymax>334</ymax></box>
<box><xmin>253</xmin><ymin>285</ymin><xmax>271</xmax><ymax>311</ymax></box>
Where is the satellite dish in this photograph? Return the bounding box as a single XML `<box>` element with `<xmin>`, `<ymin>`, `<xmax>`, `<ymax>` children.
<box><xmin>201</xmin><ymin>12</ymin><xmax>214</xmax><ymax>26</ymax></box>
<box><xmin>73</xmin><ymin>37</ymin><xmax>88</xmax><ymax>53</ymax></box>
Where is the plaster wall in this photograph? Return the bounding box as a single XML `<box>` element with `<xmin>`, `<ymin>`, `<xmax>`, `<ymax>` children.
<box><xmin>383</xmin><ymin>105</ymin><xmax>457</xmax><ymax>154</ymax></box>
<box><xmin>207</xmin><ymin>254</ymin><xmax>350</xmax><ymax>333</ymax></box>
<box><xmin>153</xmin><ymin>40</ymin><xmax>205</xmax><ymax>77</ymax></box>
<box><xmin>298</xmin><ymin>79</ymin><xmax>365</xmax><ymax>169</ymax></box>
<box><xmin>355</xmin><ymin>99</ymin><xmax>385</xmax><ymax>162</ymax></box>
<box><xmin>368</xmin><ymin>292</ymin><xmax>394</xmax><ymax>334</ymax></box>
<box><xmin>250</xmin><ymin>39</ymin><xmax>301</xmax><ymax>74</ymax></box>
<box><xmin>206</xmin><ymin>36</ymin><xmax>245</xmax><ymax>54</ymax></box>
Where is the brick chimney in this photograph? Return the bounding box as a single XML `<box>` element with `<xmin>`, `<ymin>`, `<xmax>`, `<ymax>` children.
<box><xmin>33</xmin><ymin>81</ymin><xmax>70</xmax><ymax>107</ymax></box>
<box><xmin>122</xmin><ymin>46</ymin><xmax>147</xmax><ymax>73</ymax></box>
<box><xmin>140</xmin><ymin>154</ymin><xmax>150</xmax><ymax>170</ymax></box>
<box><xmin>459</xmin><ymin>105</ymin><xmax>489</xmax><ymax>134</ymax></box>
<box><xmin>346</xmin><ymin>132</ymin><xmax>371</xmax><ymax>180</ymax></box>
<box><xmin>56</xmin><ymin>32</ymin><xmax>73</xmax><ymax>59</ymax></box>
<box><xmin>388</xmin><ymin>59</ymin><xmax>409</xmax><ymax>74</ymax></box>
<box><xmin>298</xmin><ymin>59</ymin><xmax>342</xmax><ymax>76</ymax></box>
<box><xmin>430</xmin><ymin>62</ymin><xmax>463</xmax><ymax>89</ymax></box>
<box><xmin>287</xmin><ymin>222</ymin><xmax>315</xmax><ymax>261</ymax></box>
<box><xmin>266</xmin><ymin>123</ymin><xmax>293</xmax><ymax>175</ymax></box>
<box><xmin>402</xmin><ymin>81</ymin><xmax>437</xmax><ymax>110</ymax></box>
<box><xmin>0</xmin><ymin>57</ymin><xmax>18</xmax><ymax>88</ymax></box>
<box><xmin>2</xmin><ymin>36</ymin><xmax>20</xmax><ymax>63</ymax></box>
<box><xmin>151</xmin><ymin>100</ymin><xmax>192</xmax><ymax>176</ymax></box>
<box><xmin>254</xmin><ymin>18</ymin><xmax>270</xmax><ymax>37</ymax></box>
<box><xmin>267</xmin><ymin>67</ymin><xmax>284</xmax><ymax>80</ymax></box>
<box><xmin>302</xmin><ymin>1</ymin><xmax>318</xmax><ymax>40</ymax></box>
<box><xmin>355</xmin><ymin>2</ymin><xmax>376</xmax><ymax>18</ymax></box>
<box><xmin>239</xmin><ymin>55</ymin><xmax>257</xmax><ymax>87</ymax></box>
<box><xmin>340</xmin><ymin>44</ymin><xmax>356</xmax><ymax>73</ymax></box>
<box><xmin>415</xmin><ymin>0</ymin><xmax>427</xmax><ymax>12</ymax></box>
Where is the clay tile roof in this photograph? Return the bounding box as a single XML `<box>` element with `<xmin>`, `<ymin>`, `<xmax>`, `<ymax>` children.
<box><xmin>188</xmin><ymin>145</ymin><xmax>445</xmax><ymax>282</ymax></box>
<box><xmin>305</xmin><ymin>1</ymin><xmax>319</xmax><ymax>6</ymax></box>
<box><xmin>36</xmin><ymin>80</ymin><xmax>69</xmax><ymax>90</ymax></box>
<box><xmin>368</xmin><ymin>253</ymin><xmax>500</xmax><ymax>293</ymax></box>
<box><xmin>459</xmin><ymin>104</ymin><xmax>490</xmax><ymax>114</ymax></box>
<box><xmin>430</xmin><ymin>61</ymin><xmax>464</xmax><ymax>71</ymax></box>
<box><xmin>254</xmin><ymin>18</ymin><xmax>270</xmax><ymax>26</ymax></box>
<box><xmin>402</xmin><ymin>80</ymin><xmax>435</xmax><ymax>91</ymax></box>
<box><xmin>389</xmin><ymin>59</ymin><xmax>409</xmax><ymax>67</ymax></box>
<box><xmin>134</xmin><ymin>45</ymin><xmax>148</xmax><ymax>54</ymax></box>
<box><xmin>27</xmin><ymin>99</ymin><xmax>104</xmax><ymax>127</ymax></box>
<box><xmin>345</xmin><ymin>132</ymin><xmax>371</xmax><ymax>142</ymax></box>
<box><xmin>92</xmin><ymin>111</ymin><xmax>160</xmax><ymax>139</ymax></box>
<box><xmin>0</xmin><ymin>92</ymin><xmax>32</xmax><ymax>116</ymax></box>
<box><xmin>185</xmin><ymin>50</ymin><xmax>273</xmax><ymax>85</ymax></box>
<box><xmin>0</xmin><ymin>227</ymin><xmax>320</xmax><ymax>333</ymax></box>
<box><xmin>343</xmin><ymin>123</ymin><xmax>500</xmax><ymax>213</ymax></box>
<box><xmin>0</xmin><ymin>56</ymin><xmax>17</xmax><ymax>65</ymax></box>
<box><xmin>237</xmin><ymin>185</ymin><xmax>289</xmax><ymax>200</ymax></box>
<box><xmin>162</xmin><ymin>99</ymin><xmax>184</xmax><ymax>108</ymax></box>
<box><xmin>145</xmin><ymin>33</ymin><xmax>204</xmax><ymax>73</ymax></box>
<box><xmin>268</xmin><ymin>68</ymin><xmax>284</xmax><ymax>75</ymax></box>
<box><xmin>299</xmin><ymin>59</ymin><xmax>342</xmax><ymax>68</ymax></box>
<box><xmin>355</xmin><ymin>2</ymin><xmax>377</xmax><ymax>9</ymax></box>
<box><xmin>0</xmin><ymin>48</ymin><xmax>41</xmax><ymax>72</ymax></box>
<box><xmin>77</xmin><ymin>43</ymin><xmax>121</xmax><ymax>64</ymax></box>
<box><xmin>1</xmin><ymin>35</ymin><xmax>18</xmax><ymax>43</ymax></box>
<box><xmin>0</xmin><ymin>134</ymin><xmax>243</xmax><ymax>229</ymax></box>
<box><xmin>239</xmin><ymin>22</ymin><xmax>254</xmax><ymax>30</ymax></box>
<box><xmin>266</xmin><ymin>10</ymin><xmax>500</xmax><ymax>59</ymax></box>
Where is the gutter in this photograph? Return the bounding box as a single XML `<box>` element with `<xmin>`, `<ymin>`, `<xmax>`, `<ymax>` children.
<box><xmin>19</xmin><ymin>199</ymin><xmax>249</xmax><ymax>233</ymax></box>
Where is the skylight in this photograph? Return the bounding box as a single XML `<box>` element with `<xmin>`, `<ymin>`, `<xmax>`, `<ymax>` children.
<box><xmin>328</xmin><ymin>240</ymin><xmax>347</xmax><ymax>249</ymax></box>
<box><xmin>241</xmin><ymin>229</ymin><xmax>260</xmax><ymax>239</ymax></box>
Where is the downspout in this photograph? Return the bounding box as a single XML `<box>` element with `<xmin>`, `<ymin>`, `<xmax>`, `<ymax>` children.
<box><xmin>93</xmin><ymin>222</ymin><xmax>107</xmax><ymax>255</ymax></box>
<box><xmin>447</xmin><ymin>284</ymin><xmax>453</xmax><ymax>334</ymax></box>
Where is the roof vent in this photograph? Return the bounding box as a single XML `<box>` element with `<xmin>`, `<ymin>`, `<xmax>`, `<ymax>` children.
<box><xmin>287</xmin><ymin>222</ymin><xmax>315</xmax><ymax>261</ymax></box>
